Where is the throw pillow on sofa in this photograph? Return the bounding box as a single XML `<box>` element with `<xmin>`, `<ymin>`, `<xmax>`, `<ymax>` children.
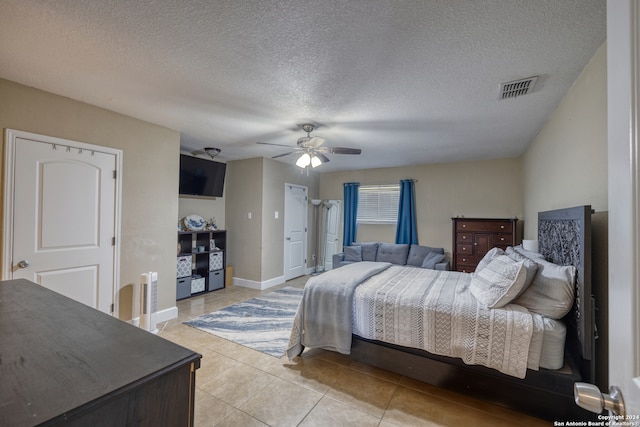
<box><xmin>343</xmin><ymin>245</ymin><xmax>363</xmax><ymax>262</ymax></box>
<box><xmin>406</xmin><ymin>244</ymin><xmax>445</xmax><ymax>267</ymax></box>
<box><xmin>351</xmin><ymin>242</ymin><xmax>379</xmax><ymax>261</ymax></box>
<box><xmin>422</xmin><ymin>251</ymin><xmax>446</xmax><ymax>269</ymax></box>
<box><xmin>375</xmin><ymin>243</ymin><xmax>410</xmax><ymax>265</ymax></box>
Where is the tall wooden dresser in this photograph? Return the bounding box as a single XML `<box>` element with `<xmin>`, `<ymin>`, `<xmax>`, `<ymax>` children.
<box><xmin>452</xmin><ymin>218</ymin><xmax>518</xmax><ymax>272</ymax></box>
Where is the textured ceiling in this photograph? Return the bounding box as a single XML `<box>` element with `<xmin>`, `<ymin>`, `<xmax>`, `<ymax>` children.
<box><xmin>0</xmin><ymin>0</ymin><xmax>606</xmax><ymax>172</ymax></box>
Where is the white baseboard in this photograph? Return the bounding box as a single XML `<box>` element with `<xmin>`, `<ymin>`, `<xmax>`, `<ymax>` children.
<box><xmin>127</xmin><ymin>305</ymin><xmax>178</xmax><ymax>327</ymax></box>
<box><xmin>233</xmin><ymin>275</ymin><xmax>285</xmax><ymax>290</ymax></box>
<box><xmin>157</xmin><ymin>305</ymin><xmax>178</xmax><ymax>322</ymax></box>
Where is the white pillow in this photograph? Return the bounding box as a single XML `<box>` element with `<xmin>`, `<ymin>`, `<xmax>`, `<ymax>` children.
<box><xmin>505</xmin><ymin>247</ymin><xmax>540</xmax><ymax>290</ymax></box>
<box><xmin>512</xmin><ymin>244</ymin><xmax>545</xmax><ymax>260</ymax></box>
<box><xmin>470</xmin><ymin>255</ymin><xmax>527</xmax><ymax>308</ymax></box>
<box><xmin>474</xmin><ymin>247</ymin><xmax>504</xmax><ymax>273</ymax></box>
<box><xmin>513</xmin><ymin>258</ymin><xmax>576</xmax><ymax>319</ymax></box>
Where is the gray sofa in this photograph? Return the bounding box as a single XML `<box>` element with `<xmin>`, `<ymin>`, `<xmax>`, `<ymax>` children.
<box><xmin>333</xmin><ymin>242</ymin><xmax>450</xmax><ymax>271</ymax></box>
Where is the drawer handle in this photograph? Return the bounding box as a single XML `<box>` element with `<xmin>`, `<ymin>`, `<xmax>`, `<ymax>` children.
<box><xmin>462</xmin><ymin>224</ymin><xmax>466</xmax><ymax>228</ymax></box>
<box><xmin>500</xmin><ymin>237</ymin><xmax>505</xmax><ymax>241</ymax></box>
<box><xmin>500</xmin><ymin>225</ymin><xmax>505</xmax><ymax>229</ymax></box>
<box><xmin>462</xmin><ymin>258</ymin><xmax>467</xmax><ymax>262</ymax></box>
<box><xmin>462</xmin><ymin>236</ymin><xmax>467</xmax><ymax>239</ymax></box>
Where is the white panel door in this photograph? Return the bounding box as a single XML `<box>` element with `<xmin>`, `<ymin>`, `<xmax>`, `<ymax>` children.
<box><xmin>284</xmin><ymin>184</ymin><xmax>307</xmax><ymax>280</ymax></box>
<box><xmin>604</xmin><ymin>0</ymin><xmax>640</xmax><ymax>416</ymax></box>
<box><xmin>323</xmin><ymin>200</ymin><xmax>341</xmax><ymax>271</ymax></box>
<box><xmin>3</xmin><ymin>131</ymin><xmax>120</xmax><ymax>314</ymax></box>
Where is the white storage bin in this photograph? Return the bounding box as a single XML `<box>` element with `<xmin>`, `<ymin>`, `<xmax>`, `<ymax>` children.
<box><xmin>176</xmin><ymin>256</ymin><xmax>191</xmax><ymax>278</ymax></box>
<box><xmin>209</xmin><ymin>251</ymin><xmax>224</xmax><ymax>271</ymax></box>
<box><xmin>191</xmin><ymin>277</ymin><xmax>205</xmax><ymax>294</ymax></box>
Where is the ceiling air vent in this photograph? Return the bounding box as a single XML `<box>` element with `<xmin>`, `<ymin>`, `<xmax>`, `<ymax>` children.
<box><xmin>499</xmin><ymin>76</ymin><xmax>538</xmax><ymax>99</ymax></box>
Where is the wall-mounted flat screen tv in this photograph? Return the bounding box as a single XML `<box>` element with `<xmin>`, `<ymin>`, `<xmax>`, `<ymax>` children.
<box><xmin>179</xmin><ymin>154</ymin><xmax>226</xmax><ymax>198</ymax></box>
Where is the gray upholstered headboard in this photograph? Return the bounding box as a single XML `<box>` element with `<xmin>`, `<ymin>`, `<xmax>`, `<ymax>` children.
<box><xmin>538</xmin><ymin>206</ymin><xmax>593</xmax><ymax>379</ymax></box>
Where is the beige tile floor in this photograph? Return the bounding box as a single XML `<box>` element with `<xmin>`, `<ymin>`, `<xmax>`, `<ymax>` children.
<box><xmin>159</xmin><ymin>277</ymin><xmax>550</xmax><ymax>427</ymax></box>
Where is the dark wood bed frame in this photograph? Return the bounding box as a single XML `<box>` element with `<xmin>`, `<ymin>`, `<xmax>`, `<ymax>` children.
<box><xmin>349</xmin><ymin>205</ymin><xmax>595</xmax><ymax>421</ymax></box>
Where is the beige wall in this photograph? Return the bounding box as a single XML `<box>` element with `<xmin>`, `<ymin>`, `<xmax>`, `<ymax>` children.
<box><xmin>262</xmin><ymin>158</ymin><xmax>319</xmax><ymax>280</ymax></box>
<box><xmin>178</xmin><ymin>196</ymin><xmax>225</xmax><ymax>230</ymax></box>
<box><xmin>523</xmin><ymin>42</ymin><xmax>608</xmax><ymax>238</ymax></box>
<box><xmin>522</xmin><ymin>42</ymin><xmax>608</xmax><ymax>388</ymax></box>
<box><xmin>0</xmin><ymin>78</ymin><xmax>180</xmax><ymax>320</ymax></box>
<box><xmin>319</xmin><ymin>158</ymin><xmax>524</xmax><ymax>258</ymax></box>
<box><xmin>225</xmin><ymin>157</ymin><xmax>319</xmax><ymax>285</ymax></box>
<box><xmin>225</xmin><ymin>157</ymin><xmax>264</xmax><ymax>282</ymax></box>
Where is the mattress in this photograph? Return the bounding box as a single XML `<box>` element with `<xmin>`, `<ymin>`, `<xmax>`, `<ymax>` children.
<box><xmin>539</xmin><ymin>317</ymin><xmax>567</xmax><ymax>370</ymax></box>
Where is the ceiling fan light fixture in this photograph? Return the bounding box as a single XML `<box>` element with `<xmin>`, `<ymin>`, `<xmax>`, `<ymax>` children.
<box><xmin>311</xmin><ymin>155</ymin><xmax>322</xmax><ymax>168</ymax></box>
<box><xmin>204</xmin><ymin>147</ymin><xmax>221</xmax><ymax>158</ymax></box>
<box><xmin>296</xmin><ymin>153</ymin><xmax>311</xmax><ymax>168</ymax></box>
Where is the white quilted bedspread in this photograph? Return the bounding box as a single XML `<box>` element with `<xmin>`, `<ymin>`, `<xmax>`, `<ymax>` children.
<box><xmin>353</xmin><ymin>266</ymin><xmax>539</xmax><ymax>378</ymax></box>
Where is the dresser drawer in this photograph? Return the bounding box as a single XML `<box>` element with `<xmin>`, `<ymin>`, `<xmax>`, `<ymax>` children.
<box><xmin>492</xmin><ymin>234</ymin><xmax>513</xmax><ymax>246</ymax></box>
<box><xmin>456</xmin><ymin>266</ymin><xmax>476</xmax><ymax>273</ymax></box>
<box><xmin>456</xmin><ymin>243</ymin><xmax>474</xmax><ymax>255</ymax></box>
<box><xmin>455</xmin><ymin>221</ymin><xmax>513</xmax><ymax>233</ymax></box>
<box><xmin>456</xmin><ymin>232</ymin><xmax>473</xmax><ymax>243</ymax></box>
<box><xmin>456</xmin><ymin>254</ymin><xmax>481</xmax><ymax>267</ymax></box>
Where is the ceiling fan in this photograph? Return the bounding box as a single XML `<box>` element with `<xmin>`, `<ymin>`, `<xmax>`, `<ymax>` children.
<box><xmin>190</xmin><ymin>147</ymin><xmax>222</xmax><ymax>159</ymax></box>
<box><xmin>257</xmin><ymin>124</ymin><xmax>361</xmax><ymax>168</ymax></box>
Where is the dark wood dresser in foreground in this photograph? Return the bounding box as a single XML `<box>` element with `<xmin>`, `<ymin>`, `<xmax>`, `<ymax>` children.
<box><xmin>0</xmin><ymin>279</ymin><xmax>201</xmax><ymax>427</ymax></box>
<box><xmin>452</xmin><ymin>217</ymin><xmax>518</xmax><ymax>272</ymax></box>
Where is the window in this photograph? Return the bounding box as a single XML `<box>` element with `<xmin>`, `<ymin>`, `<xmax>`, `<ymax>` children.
<box><xmin>357</xmin><ymin>184</ymin><xmax>400</xmax><ymax>224</ymax></box>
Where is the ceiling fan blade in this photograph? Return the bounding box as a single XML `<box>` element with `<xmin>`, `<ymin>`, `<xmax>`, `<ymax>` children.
<box><xmin>272</xmin><ymin>151</ymin><xmax>297</xmax><ymax>159</ymax></box>
<box><xmin>316</xmin><ymin>153</ymin><xmax>330</xmax><ymax>163</ymax></box>
<box><xmin>307</xmin><ymin>136</ymin><xmax>326</xmax><ymax>148</ymax></box>
<box><xmin>329</xmin><ymin>147</ymin><xmax>362</xmax><ymax>155</ymax></box>
<box><xmin>257</xmin><ymin>141</ymin><xmax>294</xmax><ymax>148</ymax></box>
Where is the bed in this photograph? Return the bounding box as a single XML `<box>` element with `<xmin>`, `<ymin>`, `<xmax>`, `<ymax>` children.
<box><xmin>287</xmin><ymin>205</ymin><xmax>595</xmax><ymax>421</ymax></box>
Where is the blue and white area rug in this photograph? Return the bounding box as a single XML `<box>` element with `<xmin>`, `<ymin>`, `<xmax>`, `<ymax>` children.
<box><xmin>184</xmin><ymin>286</ymin><xmax>303</xmax><ymax>357</ymax></box>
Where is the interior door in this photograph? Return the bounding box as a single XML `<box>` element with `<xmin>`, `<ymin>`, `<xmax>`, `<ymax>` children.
<box><xmin>2</xmin><ymin>130</ymin><xmax>121</xmax><ymax>314</ymax></box>
<box><xmin>603</xmin><ymin>0</ymin><xmax>640</xmax><ymax>416</ymax></box>
<box><xmin>323</xmin><ymin>200</ymin><xmax>341</xmax><ymax>271</ymax></box>
<box><xmin>284</xmin><ymin>184</ymin><xmax>307</xmax><ymax>280</ymax></box>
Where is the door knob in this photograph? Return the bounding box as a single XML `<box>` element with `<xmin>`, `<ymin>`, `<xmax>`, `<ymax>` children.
<box><xmin>16</xmin><ymin>260</ymin><xmax>29</xmax><ymax>269</ymax></box>
<box><xmin>574</xmin><ymin>382</ymin><xmax>626</xmax><ymax>416</ymax></box>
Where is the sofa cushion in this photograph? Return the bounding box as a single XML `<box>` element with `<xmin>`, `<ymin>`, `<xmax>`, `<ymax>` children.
<box><xmin>343</xmin><ymin>245</ymin><xmax>363</xmax><ymax>262</ymax></box>
<box><xmin>421</xmin><ymin>252</ymin><xmax>446</xmax><ymax>269</ymax></box>
<box><xmin>352</xmin><ymin>242</ymin><xmax>379</xmax><ymax>261</ymax></box>
<box><xmin>375</xmin><ymin>243</ymin><xmax>410</xmax><ymax>265</ymax></box>
<box><xmin>406</xmin><ymin>244</ymin><xmax>445</xmax><ymax>267</ymax></box>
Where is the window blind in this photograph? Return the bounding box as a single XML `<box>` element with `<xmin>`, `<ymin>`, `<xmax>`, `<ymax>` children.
<box><xmin>357</xmin><ymin>184</ymin><xmax>400</xmax><ymax>224</ymax></box>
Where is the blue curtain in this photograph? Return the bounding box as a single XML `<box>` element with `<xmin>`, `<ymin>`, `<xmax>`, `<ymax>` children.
<box><xmin>395</xmin><ymin>179</ymin><xmax>418</xmax><ymax>244</ymax></box>
<box><xmin>343</xmin><ymin>182</ymin><xmax>359</xmax><ymax>248</ymax></box>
